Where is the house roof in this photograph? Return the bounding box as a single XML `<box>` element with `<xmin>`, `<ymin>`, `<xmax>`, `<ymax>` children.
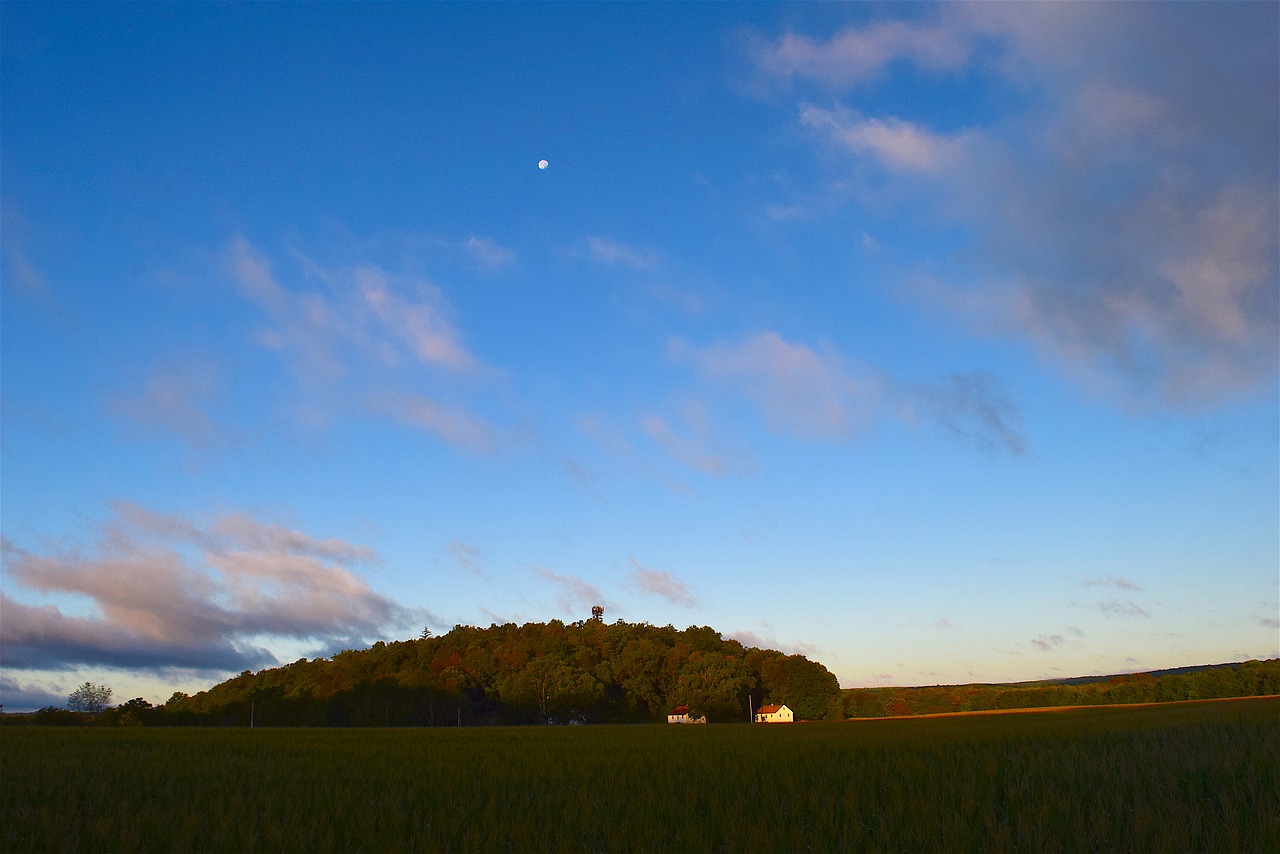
<box><xmin>757</xmin><ymin>705</ymin><xmax>786</xmax><ymax>714</ymax></box>
<box><xmin>669</xmin><ymin>705</ymin><xmax>690</xmax><ymax>715</ymax></box>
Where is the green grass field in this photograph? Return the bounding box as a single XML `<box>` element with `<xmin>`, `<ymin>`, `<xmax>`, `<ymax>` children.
<box><xmin>4</xmin><ymin>697</ymin><xmax>1276</xmax><ymax>852</ymax></box>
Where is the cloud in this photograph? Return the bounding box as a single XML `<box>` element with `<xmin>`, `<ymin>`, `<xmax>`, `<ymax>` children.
<box><xmin>1082</xmin><ymin>575</ymin><xmax>1144</xmax><ymax>592</ymax></box>
<box><xmin>1096</xmin><ymin>599</ymin><xmax>1150</xmax><ymax>619</ymax></box>
<box><xmin>0</xmin><ymin>674</ymin><xmax>67</xmax><ymax>712</ymax></box>
<box><xmin>671</xmin><ymin>331</ymin><xmax>880</xmax><ymax>441</ymax></box>
<box><xmin>463</xmin><ymin>236</ymin><xmax>516</xmax><ymax>270</ymax></box>
<box><xmin>642</xmin><ymin>413</ymin><xmax>739</xmax><ymax>477</ymax></box>
<box><xmin>226</xmin><ymin>236</ymin><xmax>482</xmax><ymax>382</ymax></box>
<box><xmin>801</xmin><ymin>105</ymin><xmax>968</xmax><ymax>174</ymax></box>
<box><xmin>916</xmin><ymin>373</ymin><xmax>1027</xmax><ymax>456</ymax></box>
<box><xmin>757</xmin><ymin>5</ymin><xmax>1279</xmax><ymax>409</ymax></box>
<box><xmin>628</xmin><ymin>558</ymin><xmax>698</xmax><ymax>607</ymax></box>
<box><xmin>671</xmin><ymin>331</ymin><xmax>1026</xmax><ymax>454</ymax></box>
<box><xmin>0</xmin><ymin>503</ymin><xmax>410</xmax><ymax>674</ymax></box>
<box><xmin>367</xmin><ymin>393</ymin><xmax>498</xmax><ymax>454</ymax></box>
<box><xmin>726</xmin><ymin>627</ymin><xmax>819</xmax><ymax>657</ymax></box>
<box><xmin>531</xmin><ymin>567</ymin><xmax>607</xmax><ymax>616</ymax></box>
<box><xmin>1031</xmin><ymin>633</ymin><xmax>1065</xmax><ymax>651</ymax></box>
<box><xmin>109</xmin><ymin>362</ymin><xmax>240</xmax><ymax>451</ymax></box>
<box><xmin>354</xmin><ymin>266</ymin><xmax>476</xmax><ymax>372</ymax></box>
<box><xmin>577</xmin><ymin>236</ymin><xmax>660</xmax><ymax>270</ymax></box>
<box><xmin>752</xmin><ymin>19</ymin><xmax>970</xmax><ymax>87</ymax></box>
<box><xmin>1</xmin><ymin>206</ymin><xmax>50</xmax><ymax>300</ymax></box>
<box><xmin>448</xmin><ymin>540</ymin><xmax>485</xmax><ymax>576</ymax></box>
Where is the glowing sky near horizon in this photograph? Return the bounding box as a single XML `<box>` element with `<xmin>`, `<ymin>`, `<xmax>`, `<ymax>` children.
<box><xmin>1</xmin><ymin>2</ymin><xmax>1276</xmax><ymax>710</ymax></box>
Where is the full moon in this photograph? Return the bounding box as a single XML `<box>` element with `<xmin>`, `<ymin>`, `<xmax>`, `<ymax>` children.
<box><xmin>537</xmin><ymin>159</ymin><xmax>548</xmax><ymax>170</ymax></box>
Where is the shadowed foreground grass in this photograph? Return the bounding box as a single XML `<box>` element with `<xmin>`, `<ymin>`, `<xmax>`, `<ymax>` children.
<box><xmin>4</xmin><ymin>697</ymin><xmax>1277</xmax><ymax>852</ymax></box>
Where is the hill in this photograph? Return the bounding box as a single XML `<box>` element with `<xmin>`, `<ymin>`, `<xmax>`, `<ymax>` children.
<box><xmin>152</xmin><ymin>620</ymin><xmax>841</xmax><ymax>726</ymax></box>
<box><xmin>840</xmin><ymin>659</ymin><xmax>1280</xmax><ymax>718</ymax></box>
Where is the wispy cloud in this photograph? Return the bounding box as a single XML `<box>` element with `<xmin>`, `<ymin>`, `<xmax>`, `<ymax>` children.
<box><xmin>671</xmin><ymin>331</ymin><xmax>1026</xmax><ymax>454</ymax></box>
<box><xmin>916</xmin><ymin>373</ymin><xmax>1026</xmax><ymax>456</ymax></box>
<box><xmin>1082</xmin><ymin>575</ymin><xmax>1144</xmax><ymax>592</ymax></box>
<box><xmin>531</xmin><ymin>567</ymin><xmax>607</xmax><ymax>616</ymax></box>
<box><xmin>1</xmin><ymin>502</ymin><xmax>409</xmax><ymax>674</ymax></box>
<box><xmin>109</xmin><ymin>362</ymin><xmax>241</xmax><ymax>452</ymax></box>
<box><xmin>463</xmin><ymin>236</ymin><xmax>516</xmax><ymax>270</ymax></box>
<box><xmin>1096</xmin><ymin>599</ymin><xmax>1150</xmax><ymax>619</ymax></box>
<box><xmin>756</xmin><ymin>6</ymin><xmax>1279</xmax><ymax>409</ymax></box>
<box><xmin>576</xmin><ymin>236</ymin><xmax>661</xmax><ymax>270</ymax></box>
<box><xmin>642</xmin><ymin>412</ymin><xmax>744</xmax><ymax>477</ymax></box>
<box><xmin>628</xmin><ymin>558</ymin><xmax>698</xmax><ymax>607</ymax></box>
<box><xmin>367</xmin><ymin>393</ymin><xmax>498</xmax><ymax>454</ymax></box>
<box><xmin>0</xmin><ymin>206</ymin><xmax>51</xmax><ymax>300</ymax></box>
<box><xmin>448</xmin><ymin>540</ymin><xmax>485</xmax><ymax>576</ymax></box>
<box><xmin>801</xmin><ymin>105</ymin><xmax>968</xmax><ymax>174</ymax></box>
<box><xmin>227</xmin><ymin>236</ymin><xmax>483</xmax><ymax>381</ymax></box>
<box><xmin>752</xmin><ymin>19</ymin><xmax>970</xmax><ymax>87</ymax></box>
<box><xmin>727</xmin><ymin>625</ymin><xmax>819</xmax><ymax>657</ymax></box>
<box><xmin>670</xmin><ymin>331</ymin><xmax>879</xmax><ymax>441</ymax></box>
<box><xmin>1031</xmin><ymin>633</ymin><xmax>1066</xmax><ymax>651</ymax></box>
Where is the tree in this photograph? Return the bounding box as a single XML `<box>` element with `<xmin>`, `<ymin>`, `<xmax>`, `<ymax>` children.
<box><xmin>68</xmin><ymin>682</ymin><xmax>112</xmax><ymax>714</ymax></box>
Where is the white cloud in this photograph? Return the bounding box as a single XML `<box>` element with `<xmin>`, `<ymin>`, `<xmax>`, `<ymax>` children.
<box><xmin>463</xmin><ymin>236</ymin><xmax>516</xmax><ymax>270</ymax></box>
<box><xmin>578</xmin><ymin>236</ymin><xmax>661</xmax><ymax>270</ymax></box>
<box><xmin>801</xmin><ymin>105</ymin><xmax>966</xmax><ymax>173</ymax></box>
<box><xmin>753</xmin><ymin>20</ymin><xmax>970</xmax><ymax>87</ymax></box>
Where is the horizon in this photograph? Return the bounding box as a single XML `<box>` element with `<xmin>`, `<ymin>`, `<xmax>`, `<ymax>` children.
<box><xmin>2</xmin><ymin>2</ymin><xmax>1277</xmax><ymax>712</ymax></box>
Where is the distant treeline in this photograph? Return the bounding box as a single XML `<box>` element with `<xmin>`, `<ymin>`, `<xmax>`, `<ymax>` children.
<box><xmin>13</xmin><ymin>621</ymin><xmax>840</xmax><ymax>727</ymax></box>
<box><xmin>841</xmin><ymin>659</ymin><xmax>1280</xmax><ymax>718</ymax></box>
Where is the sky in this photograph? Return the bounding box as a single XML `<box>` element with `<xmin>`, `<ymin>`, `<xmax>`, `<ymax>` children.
<box><xmin>1</xmin><ymin>2</ymin><xmax>1276</xmax><ymax>711</ymax></box>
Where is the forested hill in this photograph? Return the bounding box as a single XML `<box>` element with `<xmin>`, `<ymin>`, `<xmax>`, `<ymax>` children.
<box><xmin>162</xmin><ymin>620</ymin><xmax>841</xmax><ymax>726</ymax></box>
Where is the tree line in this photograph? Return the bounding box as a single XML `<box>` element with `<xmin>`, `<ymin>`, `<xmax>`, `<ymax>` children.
<box><xmin>840</xmin><ymin>659</ymin><xmax>1280</xmax><ymax>718</ymax></box>
<box><xmin>14</xmin><ymin>620</ymin><xmax>842</xmax><ymax>727</ymax></box>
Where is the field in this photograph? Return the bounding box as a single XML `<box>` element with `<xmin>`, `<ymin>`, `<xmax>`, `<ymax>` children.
<box><xmin>4</xmin><ymin>697</ymin><xmax>1277</xmax><ymax>852</ymax></box>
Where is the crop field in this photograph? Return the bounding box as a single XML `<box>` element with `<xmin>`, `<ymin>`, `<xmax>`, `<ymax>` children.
<box><xmin>4</xmin><ymin>697</ymin><xmax>1277</xmax><ymax>852</ymax></box>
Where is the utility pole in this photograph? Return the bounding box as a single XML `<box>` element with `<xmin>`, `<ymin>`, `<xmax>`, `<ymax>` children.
<box><xmin>748</xmin><ymin>695</ymin><xmax>754</xmax><ymax>724</ymax></box>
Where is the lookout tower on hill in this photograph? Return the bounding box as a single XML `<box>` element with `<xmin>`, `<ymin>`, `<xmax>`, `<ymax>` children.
<box><xmin>591</xmin><ymin>605</ymin><xmax>604</xmax><ymax>622</ymax></box>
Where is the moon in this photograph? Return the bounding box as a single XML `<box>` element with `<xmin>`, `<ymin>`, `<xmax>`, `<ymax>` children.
<box><xmin>537</xmin><ymin>159</ymin><xmax>549</xmax><ymax>170</ymax></box>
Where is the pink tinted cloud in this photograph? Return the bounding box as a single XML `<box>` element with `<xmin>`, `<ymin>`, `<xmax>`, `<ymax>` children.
<box><xmin>0</xmin><ymin>504</ymin><xmax>409</xmax><ymax>674</ymax></box>
<box><xmin>628</xmin><ymin>558</ymin><xmax>698</xmax><ymax>607</ymax></box>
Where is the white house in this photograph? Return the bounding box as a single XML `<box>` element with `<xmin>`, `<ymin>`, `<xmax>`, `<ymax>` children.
<box><xmin>667</xmin><ymin>704</ymin><xmax>707</xmax><ymax>724</ymax></box>
<box><xmin>754</xmin><ymin>704</ymin><xmax>794</xmax><ymax>723</ymax></box>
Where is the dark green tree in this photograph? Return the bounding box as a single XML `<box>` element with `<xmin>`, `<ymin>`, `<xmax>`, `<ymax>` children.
<box><xmin>67</xmin><ymin>682</ymin><xmax>112</xmax><ymax>714</ymax></box>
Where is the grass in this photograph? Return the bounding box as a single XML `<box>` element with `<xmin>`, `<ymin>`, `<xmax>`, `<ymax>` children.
<box><xmin>3</xmin><ymin>697</ymin><xmax>1277</xmax><ymax>852</ymax></box>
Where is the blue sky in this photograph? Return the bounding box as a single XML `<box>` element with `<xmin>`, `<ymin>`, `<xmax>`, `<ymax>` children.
<box><xmin>2</xmin><ymin>2</ymin><xmax>1276</xmax><ymax>711</ymax></box>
